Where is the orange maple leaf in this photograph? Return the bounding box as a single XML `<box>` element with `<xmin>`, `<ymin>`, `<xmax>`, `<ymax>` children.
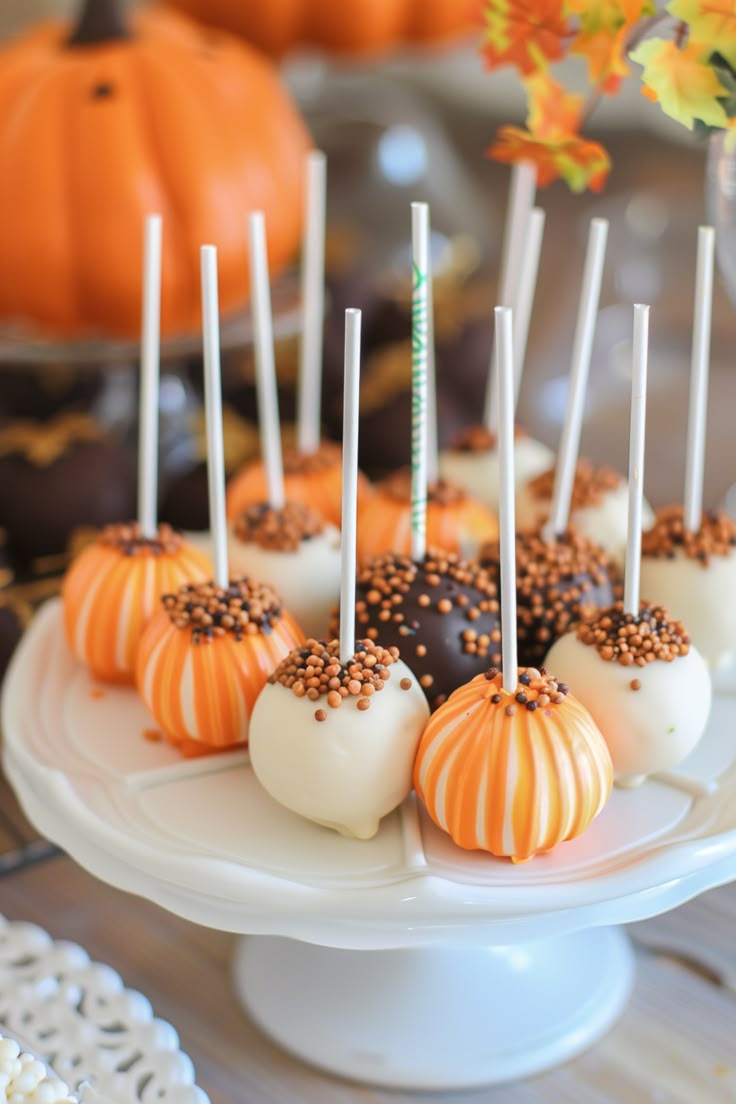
<box><xmin>569</xmin><ymin>0</ymin><xmax>654</xmax><ymax>95</ymax></box>
<box><xmin>480</xmin><ymin>0</ymin><xmax>571</xmax><ymax>75</ymax></box>
<box><xmin>488</xmin><ymin>125</ymin><xmax>611</xmax><ymax>191</ymax></box>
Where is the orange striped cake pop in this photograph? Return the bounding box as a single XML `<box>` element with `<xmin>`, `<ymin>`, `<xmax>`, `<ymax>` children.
<box><xmin>227</xmin><ymin>441</ymin><xmax>371</xmax><ymax>528</ymax></box>
<box><xmin>136</xmin><ymin>576</ymin><xmax>305</xmax><ymax>757</ymax></box>
<box><xmin>62</xmin><ymin>522</ymin><xmax>211</xmax><ymax>685</ymax></box>
<box><xmin>414</xmin><ymin>667</ymin><xmax>612</xmax><ymax>862</ymax></box>
<box><xmin>357</xmin><ymin>468</ymin><xmax>498</xmax><ymax>564</ymax></box>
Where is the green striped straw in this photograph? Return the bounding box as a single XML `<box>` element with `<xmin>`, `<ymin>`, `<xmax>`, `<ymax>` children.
<box><xmin>411</xmin><ymin>202</ymin><xmax>429</xmax><ymax>563</ymax></box>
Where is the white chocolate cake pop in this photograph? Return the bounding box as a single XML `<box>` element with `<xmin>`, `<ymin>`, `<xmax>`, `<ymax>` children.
<box><xmin>515</xmin><ymin>459</ymin><xmax>654</xmax><ymax>562</ymax></box>
<box><xmin>438</xmin><ymin>424</ymin><xmax>553</xmax><ymax>512</ymax></box>
<box><xmin>640</xmin><ymin>505</ymin><xmax>736</xmax><ymax>671</ymax></box>
<box><xmin>229</xmin><ymin>500</ymin><xmax>340</xmax><ymax>639</ymax></box>
<box><xmin>544</xmin><ymin>601</ymin><xmax>711</xmax><ymax>785</ymax></box>
<box><xmin>249</xmin><ymin>637</ymin><xmax>429</xmax><ymax>839</ymax></box>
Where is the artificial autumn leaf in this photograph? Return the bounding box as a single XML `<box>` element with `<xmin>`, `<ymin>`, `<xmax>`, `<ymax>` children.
<box><xmin>480</xmin><ymin>0</ymin><xmax>571</xmax><ymax>75</ymax></box>
<box><xmin>489</xmin><ymin>125</ymin><xmax>611</xmax><ymax>191</ymax></box>
<box><xmin>630</xmin><ymin>37</ymin><xmax>730</xmax><ymax>129</ymax></box>
<box><xmin>669</xmin><ymin>0</ymin><xmax>736</xmax><ymax>72</ymax></box>
<box><xmin>569</xmin><ymin>0</ymin><xmax>654</xmax><ymax>94</ymax></box>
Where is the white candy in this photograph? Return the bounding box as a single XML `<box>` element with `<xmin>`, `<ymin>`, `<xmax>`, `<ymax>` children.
<box><xmin>544</xmin><ymin>631</ymin><xmax>712</xmax><ymax>786</ymax></box>
<box><xmin>439</xmin><ymin>436</ymin><xmax>553</xmax><ymax>512</ymax></box>
<box><xmin>228</xmin><ymin>523</ymin><xmax>341</xmax><ymax>640</ymax></box>
<box><xmin>0</xmin><ymin>1034</ymin><xmax>75</xmax><ymax>1104</ymax></box>
<box><xmin>516</xmin><ymin>478</ymin><xmax>654</xmax><ymax>563</ymax></box>
<box><xmin>640</xmin><ymin>547</ymin><xmax>736</xmax><ymax>672</ymax></box>
<box><xmin>249</xmin><ymin>656</ymin><xmax>430</xmax><ymax>839</ymax></box>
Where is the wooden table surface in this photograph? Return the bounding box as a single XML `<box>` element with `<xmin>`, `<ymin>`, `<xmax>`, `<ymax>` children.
<box><xmin>1</xmin><ymin>771</ymin><xmax>735</xmax><ymax>1104</ymax></box>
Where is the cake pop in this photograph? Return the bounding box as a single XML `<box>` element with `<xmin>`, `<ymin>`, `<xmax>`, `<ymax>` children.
<box><xmin>545</xmin><ymin>305</ymin><xmax>712</xmax><ymax>785</ymax></box>
<box><xmin>356</xmin><ymin>468</ymin><xmax>498</xmax><ymax>563</ymax></box>
<box><xmin>639</xmin><ymin>228</ymin><xmax>736</xmax><ymax>671</ymax></box>
<box><xmin>249</xmin><ymin>636</ymin><xmax>429</xmax><ymax>838</ymax></box>
<box><xmin>63</xmin><ymin>521</ymin><xmax>211</xmax><ymax>684</ymax></box>
<box><xmin>414</xmin><ymin>307</ymin><xmax>612</xmax><ymax>861</ymax></box>
<box><xmin>480</xmin><ymin>526</ymin><xmax>617</xmax><ymax>669</ymax></box>
<box><xmin>229</xmin><ymin>501</ymin><xmax>340</xmax><ymax>639</ymax></box>
<box><xmin>438</xmin><ymin>423</ymin><xmax>553</xmax><ymax>512</ymax></box>
<box><xmin>137</xmin><ymin>575</ymin><xmax>304</xmax><ymax>756</ymax></box>
<box><xmin>515</xmin><ymin>458</ymin><xmax>654</xmax><ymax>561</ymax></box>
<box><xmin>640</xmin><ymin>506</ymin><xmax>736</xmax><ymax>671</ymax></box>
<box><xmin>250</xmin><ymin>306</ymin><xmax>429</xmax><ymax>837</ymax></box>
<box><xmin>334</xmin><ymin>548</ymin><xmax>501</xmax><ymax>711</ymax></box>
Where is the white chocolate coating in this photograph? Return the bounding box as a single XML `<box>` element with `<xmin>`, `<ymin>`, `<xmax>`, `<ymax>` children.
<box><xmin>226</xmin><ymin>523</ymin><xmax>341</xmax><ymax>639</ymax></box>
<box><xmin>640</xmin><ymin>548</ymin><xmax>736</xmax><ymax>671</ymax></box>
<box><xmin>544</xmin><ymin>632</ymin><xmax>712</xmax><ymax>785</ymax></box>
<box><xmin>439</xmin><ymin>437</ymin><xmax>553</xmax><ymax>512</ymax></box>
<box><xmin>249</xmin><ymin>659</ymin><xmax>430</xmax><ymax>839</ymax></box>
<box><xmin>516</xmin><ymin>480</ymin><xmax>654</xmax><ymax>564</ymax></box>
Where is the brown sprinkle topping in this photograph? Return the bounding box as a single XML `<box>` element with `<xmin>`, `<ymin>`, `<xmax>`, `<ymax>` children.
<box><xmin>484</xmin><ymin>667</ymin><xmax>569</xmax><ymax>711</ymax></box>
<box><xmin>269</xmin><ymin>637</ymin><xmax>400</xmax><ymax>713</ymax></box>
<box><xmin>99</xmin><ymin>521</ymin><xmax>185</xmax><ymax>556</ymax></box>
<box><xmin>576</xmin><ymin>601</ymin><xmax>691</xmax><ymax>665</ymax></box>
<box><xmin>449</xmin><ymin>423</ymin><xmax>526</xmax><ymax>452</ymax></box>
<box><xmin>630</xmin><ymin>679</ymin><xmax>641</xmax><ymax>691</ymax></box>
<box><xmin>641</xmin><ymin>504</ymin><xmax>736</xmax><ymax>566</ymax></box>
<box><xmin>282</xmin><ymin>441</ymin><xmax>340</xmax><ymax>476</ymax></box>
<box><xmin>528</xmin><ymin>459</ymin><xmax>621</xmax><ymax>510</ymax></box>
<box><xmin>377</xmin><ymin>468</ymin><xmax>468</xmax><ymax>507</ymax></box>
<box><xmin>162</xmin><ymin>577</ymin><xmax>284</xmax><ymax>641</ymax></box>
<box><xmin>232</xmin><ymin>500</ymin><xmax>326</xmax><ymax>552</ymax></box>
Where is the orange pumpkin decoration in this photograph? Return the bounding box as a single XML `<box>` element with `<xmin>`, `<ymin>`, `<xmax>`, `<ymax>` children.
<box><xmin>164</xmin><ymin>0</ymin><xmax>473</xmax><ymax>57</ymax></box>
<box><xmin>0</xmin><ymin>0</ymin><xmax>311</xmax><ymax>339</ymax></box>
<box><xmin>356</xmin><ymin>469</ymin><xmax>498</xmax><ymax>564</ymax></box>
<box><xmin>226</xmin><ymin>441</ymin><xmax>372</xmax><ymax>528</ymax></box>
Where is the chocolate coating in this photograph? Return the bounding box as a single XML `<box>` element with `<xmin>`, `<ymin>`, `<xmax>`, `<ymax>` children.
<box><xmin>480</xmin><ymin>528</ymin><xmax>616</xmax><ymax>669</ymax></box>
<box><xmin>332</xmin><ymin>550</ymin><xmax>501</xmax><ymax>711</ymax></box>
<box><xmin>0</xmin><ymin>597</ymin><xmax>25</xmax><ymax>682</ymax></box>
<box><xmin>160</xmin><ymin>462</ymin><xmax>211</xmax><ymax>532</ymax></box>
<box><xmin>0</xmin><ymin>438</ymin><xmax>136</xmax><ymax>565</ymax></box>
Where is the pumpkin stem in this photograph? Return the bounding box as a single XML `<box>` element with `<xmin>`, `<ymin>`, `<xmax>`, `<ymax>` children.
<box><xmin>67</xmin><ymin>0</ymin><xmax>130</xmax><ymax>47</ymax></box>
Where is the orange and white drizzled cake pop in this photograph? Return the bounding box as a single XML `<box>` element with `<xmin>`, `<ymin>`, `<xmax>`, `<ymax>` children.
<box><xmin>414</xmin><ymin>308</ymin><xmax>612</xmax><ymax>860</ymax></box>
<box><xmin>640</xmin><ymin>227</ymin><xmax>736</xmax><ymax>672</ymax></box>
<box><xmin>250</xmin><ymin>307</ymin><xmax>429</xmax><ymax>837</ymax></box>
<box><xmin>137</xmin><ymin>242</ymin><xmax>305</xmax><ymax>756</ymax></box>
<box><xmin>136</xmin><ymin>576</ymin><xmax>303</xmax><ymax>756</ymax></box>
<box><xmin>62</xmin><ymin>217</ymin><xmax>211</xmax><ymax>684</ymax></box>
<box><xmin>545</xmin><ymin>306</ymin><xmax>712</xmax><ymax>785</ymax></box>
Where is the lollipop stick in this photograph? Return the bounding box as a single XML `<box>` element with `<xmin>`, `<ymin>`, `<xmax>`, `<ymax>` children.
<box><xmin>411</xmin><ymin>201</ymin><xmax>430</xmax><ymax>563</ymax></box>
<box><xmin>495</xmin><ymin>306</ymin><xmax>518</xmax><ymax>693</ymax></box>
<box><xmin>339</xmin><ymin>309</ymin><xmax>361</xmax><ymax>665</ymax></box>
<box><xmin>138</xmin><ymin>213</ymin><xmax>162</xmax><ymax>539</ymax></box>
<box><xmin>623</xmin><ymin>304</ymin><xmax>650</xmax><ymax>617</ymax></box>
<box><xmin>512</xmin><ymin>206</ymin><xmax>545</xmax><ymax>406</ymax></box>
<box><xmin>426</xmin><ymin>223</ymin><xmax>439</xmax><ymax>485</ymax></box>
<box><xmin>546</xmin><ymin>217</ymin><xmax>609</xmax><ymax>540</ymax></box>
<box><xmin>200</xmin><ymin>245</ymin><xmax>229</xmax><ymax>589</ymax></box>
<box><xmin>483</xmin><ymin>160</ymin><xmax>536</xmax><ymax>432</ymax></box>
<box><xmin>248</xmin><ymin>211</ymin><xmax>285</xmax><ymax>511</ymax></box>
<box><xmin>297</xmin><ymin>150</ymin><xmax>327</xmax><ymax>456</ymax></box>
<box><xmin>683</xmin><ymin>225</ymin><xmax>715</xmax><ymax>534</ymax></box>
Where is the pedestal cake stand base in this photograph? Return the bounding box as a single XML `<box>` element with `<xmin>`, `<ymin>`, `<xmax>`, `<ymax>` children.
<box><xmin>233</xmin><ymin>928</ymin><xmax>634</xmax><ymax>1090</ymax></box>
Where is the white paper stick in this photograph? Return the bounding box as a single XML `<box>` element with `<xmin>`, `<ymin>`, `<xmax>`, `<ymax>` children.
<box><xmin>426</xmin><ymin>230</ymin><xmax>439</xmax><ymax>485</ymax></box>
<box><xmin>200</xmin><ymin>245</ymin><xmax>228</xmax><ymax>589</ymax></box>
<box><xmin>545</xmin><ymin>217</ymin><xmax>609</xmax><ymax>540</ymax></box>
<box><xmin>483</xmin><ymin>160</ymin><xmax>536</xmax><ymax>432</ymax></box>
<box><xmin>683</xmin><ymin>225</ymin><xmax>715</xmax><ymax>534</ymax></box>
<box><xmin>248</xmin><ymin>211</ymin><xmax>285</xmax><ymax>510</ymax></box>
<box><xmin>623</xmin><ymin>304</ymin><xmax>650</xmax><ymax>617</ymax></box>
<box><xmin>297</xmin><ymin>150</ymin><xmax>327</xmax><ymax>456</ymax></box>
<box><xmin>339</xmin><ymin>308</ymin><xmax>361</xmax><ymax>665</ymax></box>
<box><xmin>495</xmin><ymin>306</ymin><xmax>518</xmax><ymax>693</ymax></box>
<box><xmin>138</xmin><ymin>214</ymin><xmax>162</xmax><ymax>539</ymax></box>
<box><xmin>512</xmin><ymin>207</ymin><xmax>545</xmax><ymax>406</ymax></box>
<box><xmin>411</xmin><ymin>201</ymin><xmax>430</xmax><ymax>563</ymax></box>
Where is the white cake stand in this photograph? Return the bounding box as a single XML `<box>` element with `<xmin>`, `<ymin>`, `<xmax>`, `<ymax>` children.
<box><xmin>4</xmin><ymin>600</ymin><xmax>736</xmax><ymax>1091</ymax></box>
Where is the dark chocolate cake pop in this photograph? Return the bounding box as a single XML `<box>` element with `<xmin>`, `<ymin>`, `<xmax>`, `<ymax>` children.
<box><xmin>331</xmin><ymin>549</ymin><xmax>501</xmax><ymax>711</ymax></box>
<box><xmin>0</xmin><ymin>592</ymin><xmax>29</xmax><ymax>683</ymax></box>
<box><xmin>480</xmin><ymin>526</ymin><xmax>617</xmax><ymax>669</ymax></box>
